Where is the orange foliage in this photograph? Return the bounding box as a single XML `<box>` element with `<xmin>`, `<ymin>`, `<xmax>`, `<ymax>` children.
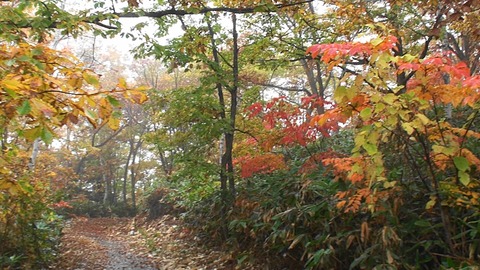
<box><xmin>404</xmin><ymin>53</ymin><xmax>477</xmax><ymax>107</ymax></box>
<box><xmin>299</xmin><ymin>149</ymin><xmax>346</xmax><ymax>174</ymax></box>
<box><xmin>235</xmin><ymin>153</ymin><xmax>287</xmax><ymax>178</ymax></box>
<box><xmin>306</xmin><ymin>35</ymin><xmax>398</xmax><ymax>69</ymax></box>
<box><xmin>336</xmin><ymin>188</ymin><xmax>372</xmax><ymax>213</ymax></box>
<box><xmin>323</xmin><ymin>157</ymin><xmax>365</xmax><ymax>183</ymax></box>
<box><xmin>51</xmin><ymin>200</ymin><xmax>73</xmax><ymax>209</ymax></box>
<box><xmin>246</xmin><ymin>96</ymin><xmax>341</xmax><ymax>148</ymax></box>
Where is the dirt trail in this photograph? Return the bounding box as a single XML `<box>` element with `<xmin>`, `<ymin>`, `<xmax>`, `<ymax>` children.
<box><xmin>52</xmin><ymin>216</ymin><xmax>243</xmax><ymax>270</ymax></box>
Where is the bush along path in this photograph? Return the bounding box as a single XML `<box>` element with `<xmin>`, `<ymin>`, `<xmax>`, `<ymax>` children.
<box><xmin>51</xmin><ymin>215</ymin><xmax>256</xmax><ymax>270</ymax></box>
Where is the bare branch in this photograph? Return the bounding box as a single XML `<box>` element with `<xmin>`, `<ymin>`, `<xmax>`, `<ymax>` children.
<box><xmin>91</xmin><ymin>122</ymin><xmax>127</xmax><ymax>148</ymax></box>
<box><xmin>234</xmin><ymin>128</ymin><xmax>259</xmax><ymax>142</ymax></box>
<box><xmin>255</xmin><ymin>82</ymin><xmax>312</xmax><ymax>96</ymax></box>
<box><xmin>90</xmin><ymin>18</ymin><xmax>118</xmax><ymax>30</ymax></box>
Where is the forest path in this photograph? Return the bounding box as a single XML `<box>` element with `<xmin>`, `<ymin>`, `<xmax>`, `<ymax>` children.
<box><xmin>52</xmin><ymin>216</ymin><xmax>237</xmax><ymax>270</ymax></box>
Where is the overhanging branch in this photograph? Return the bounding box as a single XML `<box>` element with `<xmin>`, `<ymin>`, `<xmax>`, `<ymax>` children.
<box><xmin>256</xmin><ymin>82</ymin><xmax>312</xmax><ymax>96</ymax></box>
<box><xmin>115</xmin><ymin>0</ymin><xmax>313</xmax><ymax>18</ymax></box>
<box><xmin>89</xmin><ymin>18</ymin><xmax>119</xmax><ymax>30</ymax></box>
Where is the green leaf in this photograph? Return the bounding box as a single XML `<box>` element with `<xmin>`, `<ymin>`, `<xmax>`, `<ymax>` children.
<box><xmin>360</xmin><ymin>107</ymin><xmax>372</xmax><ymax>120</ymax></box>
<box><xmin>17</xmin><ymin>100</ymin><xmax>31</xmax><ymax>115</ymax></box>
<box><xmin>85</xmin><ymin>109</ymin><xmax>97</xmax><ymax>120</ymax></box>
<box><xmin>40</xmin><ymin>127</ymin><xmax>53</xmax><ymax>144</ymax></box>
<box><xmin>31</xmin><ymin>47</ymin><xmax>43</xmax><ymax>56</ymax></box>
<box><xmin>382</xmin><ymin>93</ymin><xmax>397</xmax><ymax>105</ymax></box>
<box><xmin>106</xmin><ymin>96</ymin><xmax>121</xmax><ymax>107</ymax></box>
<box><xmin>453</xmin><ymin>156</ymin><xmax>469</xmax><ymax>172</ymax></box>
<box><xmin>334</xmin><ymin>86</ymin><xmax>356</xmax><ymax>103</ymax></box>
<box><xmin>371</xmin><ymin>37</ymin><xmax>383</xmax><ymax>46</ymax></box>
<box><xmin>334</xmin><ymin>86</ymin><xmax>347</xmax><ymax>103</ymax></box>
<box><xmin>19</xmin><ymin>180</ymin><xmax>34</xmax><ymax>193</ymax></box>
<box><xmin>362</xmin><ymin>143</ymin><xmax>377</xmax><ymax>155</ymax></box>
<box><xmin>432</xmin><ymin>145</ymin><xmax>455</xmax><ymax>155</ymax></box>
<box><xmin>82</xmin><ymin>70</ymin><xmax>99</xmax><ymax>86</ymax></box>
<box><xmin>401</xmin><ymin>54</ymin><xmax>417</xmax><ymax>62</ymax></box>
<box><xmin>17</xmin><ymin>55</ymin><xmax>31</xmax><ymax>62</ymax></box>
<box><xmin>414</xmin><ymin>219</ymin><xmax>432</xmax><ymax>227</ymax></box>
<box><xmin>354</xmin><ymin>134</ymin><xmax>366</xmax><ymax>147</ymax></box>
<box><xmin>458</xmin><ymin>171</ymin><xmax>471</xmax><ymax>186</ymax></box>
<box><xmin>5</xmin><ymin>59</ymin><xmax>16</xmax><ymax>66</ymax></box>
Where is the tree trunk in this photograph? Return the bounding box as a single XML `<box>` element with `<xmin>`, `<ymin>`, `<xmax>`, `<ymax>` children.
<box><xmin>113</xmin><ymin>168</ymin><xmax>118</xmax><ymax>204</ymax></box>
<box><xmin>206</xmin><ymin>16</ymin><xmax>228</xmax><ymax>204</ymax></box>
<box><xmin>130</xmin><ymin>139</ymin><xmax>142</xmax><ymax>213</ymax></box>
<box><xmin>101</xmin><ymin>157</ymin><xmax>113</xmax><ymax>205</ymax></box>
<box><xmin>122</xmin><ymin>141</ymin><xmax>133</xmax><ymax>205</ymax></box>
<box><xmin>227</xmin><ymin>13</ymin><xmax>239</xmax><ymax>199</ymax></box>
<box><xmin>28</xmin><ymin>138</ymin><xmax>41</xmax><ymax>170</ymax></box>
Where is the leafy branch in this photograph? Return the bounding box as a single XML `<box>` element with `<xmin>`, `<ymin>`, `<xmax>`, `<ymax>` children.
<box><xmin>115</xmin><ymin>0</ymin><xmax>313</xmax><ymax>18</ymax></box>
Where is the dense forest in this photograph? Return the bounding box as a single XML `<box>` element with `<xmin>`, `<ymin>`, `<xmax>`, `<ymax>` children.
<box><xmin>1</xmin><ymin>0</ymin><xmax>479</xmax><ymax>269</ymax></box>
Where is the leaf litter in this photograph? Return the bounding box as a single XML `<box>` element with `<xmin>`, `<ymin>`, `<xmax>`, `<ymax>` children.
<box><xmin>51</xmin><ymin>215</ymin><xmax>264</xmax><ymax>269</ymax></box>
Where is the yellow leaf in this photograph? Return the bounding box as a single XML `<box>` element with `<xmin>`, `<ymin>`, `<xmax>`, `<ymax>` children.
<box><xmin>67</xmin><ymin>73</ymin><xmax>83</xmax><ymax>88</ymax></box>
<box><xmin>98</xmin><ymin>98</ymin><xmax>112</xmax><ymax>119</ymax></box>
<box><xmin>135</xmin><ymin>85</ymin><xmax>151</xmax><ymax>91</ymax></box>
<box><xmin>426</xmin><ymin>196</ymin><xmax>436</xmax><ymax>210</ymax></box>
<box><xmin>23</xmin><ymin>126</ymin><xmax>42</xmax><ymax>141</ymax></box>
<box><xmin>382</xmin><ymin>93</ymin><xmax>397</xmax><ymax>105</ymax></box>
<box><xmin>117</xmin><ymin>77</ymin><xmax>127</xmax><ymax>89</ymax></box>
<box><xmin>288</xmin><ymin>234</ymin><xmax>305</xmax><ymax>250</ymax></box>
<box><xmin>402</xmin><ymin>122</ymin><xmax>414</xmax><ymax>135</ymax></box>
<box><xmin>30</xmin><ymin>98</ymin><xmax>57</xmax><ymax>117</ymax></box>
<box><xmin>1</xmin><ymin>79</ymin><xmax>23</xmax><ymax>91</ymax></box>
<box><xmin>82</xmin><ymin>70</ymin><xmax>100</xmax><ymax>86</ymax></box>
<box><xmin>79</xmin><ymin>96</ymin><xmax>97</xmax><ymax>107</ymax></box>
<box><xmin>432</xmin><ymin>145</ymin><xmax>455</xmax><ymax>156</ymax></box>
<box><xmin>127</xmin><ymin>90</ymin><xmax>148</xmax><ymax>104</ymax></box>
<box><xmin>0</xmin><ymin>180</ymin><xmax>19</xmax><ymax>195</ymax></box>
<box><xmin>415</xmin><ymin>113</ymin><xmax>430</xmax><ymax>125</ymax></box>
<box><xmin>107</xmin><ymin>115</ymin><xmax>120</xmax><ymax>130</ymax></box>
<box><xmin>0</xmin><ymin>180</ymin><xmax>13</xmax><ymax>190</ymax></box>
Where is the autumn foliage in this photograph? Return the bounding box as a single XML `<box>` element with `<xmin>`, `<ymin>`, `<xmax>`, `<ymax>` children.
<box><xmin>0</xmin><ymin>3</ymin><xmax>147</xmax><ymax>267</ymax></box>
<box><xmin>225</xmin><ymin>32</ymin><xmax>480</xmax><ymax>268</ymax></box>
<box><xmin>2</xmin><ymin>0</ymin><xmax>480</xmax><ymax>269</ymax></box>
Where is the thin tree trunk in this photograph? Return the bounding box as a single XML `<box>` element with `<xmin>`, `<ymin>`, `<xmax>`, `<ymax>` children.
<box><xmin>206</xmin><ymin>15</ymin><xmax>228</xmax><ymax>202</ymax></box>
<box><xmin>28</xmin><ymin>138</ymin><xmax>41</xmax><ymax>170</ymax></box>
<box><xmin>122</xmin><ymin>141</ymin><xmax>133</xmax><ymax>205</ymax></box>
<box><xmin>205</xmin><ymin>13</ymin><xmax>231</xmax><ymax>239</ymax></box>
<box><xmin>102</xmin><ymin>157</ymin><xmax>113</xmax><ymax>205</ymax></box>
<box><xmin>130</xmin><ymin>139</ymin><xmax>142</xmax><ymax>213</ymax></box>
<box><xmin>227</xmin><ymin>12</ymin><xmax>239</xmax><ymax>199</ymax></box>
<box><xmin>113</xmin><ymin>168</ymin><xmax>119</xmax><ymax>204</ymax></box>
